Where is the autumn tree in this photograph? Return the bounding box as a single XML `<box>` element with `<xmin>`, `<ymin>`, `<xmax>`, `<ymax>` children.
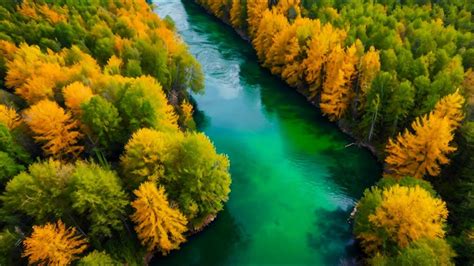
<box><xmin>253</xmin><ymin>10</ymin><xmax>289</xmax><ymax>62</ymax></box>
<box><xmin>23</xmin><ymin>220</ymin><xmax>88</xmax><ymax>265</ymax></box>
<box><xmin>320</xmin><ymin>44</ymin><xmax>359</xmax><ymax>121</ymax></box>
<box><xmin>63</xmin><ymin>82</ymin><xmax>94</xmax><ymax>114</ymax></box>
<box><xmin>385</xmin><ymin>91</ymin><xmax>465</xmax><ymax>178</ymax></box>
<box><xmin>120</xmin><ymin>128</ymin><xmax>183</xmax><ymax>190</ymax></box>
<box><xmin>358</xmin><ymin>46</ymin><xmax>381</xmax><ymax>102</ymax></box>
<box><xmin>354</xmin><ymin>178</ymin><xmax>448</xmax><ymax>254</ymax></box>
<box><xmin>247</xmin><ymin>0</ymin><xmax>269</xmax><ymax>38</ymax></box>
<box><xmin>24</xmin><ymin>99</ymin><xmax>83</xmax><ymax>158</ymax></box>
<box><xmin>302</xmin><ymin>23</ymin><xmax>347</xmax><ymax>99</ymax></box>
<box><xmin>131</xmin><ymin>182</ymin><xmax>187</xmax><ymax>254</ymax></box>
<box><xmin>230</xmin><ymin>0</ymin><xmax>243</xmax><ymax>28</ymax></box>
<box><xmin>70</xmin><ymin>162</ymin><xmax>128</xmax><ymax>238</ymax></box>
<box><xmin>0</xmin><ymin>105</ymin><xmax>21</xmax><ymax>130</ymax></box>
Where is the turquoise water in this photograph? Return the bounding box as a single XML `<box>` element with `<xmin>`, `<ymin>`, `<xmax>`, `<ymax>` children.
<box><xmin>153</xmin><ymin>1</ymin><xmax>381</xmax><ymax>265</ymax></box>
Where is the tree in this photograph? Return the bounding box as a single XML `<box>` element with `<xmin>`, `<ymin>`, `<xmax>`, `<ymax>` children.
<box><xmin>302</xmin><ymin>23</ymin><xmax>347</xmax><ymax>99</ymax></box>
<box><xmin>23</xmin><ymin>220</ymin><xmax>88</xmax><ymax>265</ymax></box>
<box><xmin>230</xmin><ymin>0</ymin><xmax>243</xmax><ymax>28</ymax></box>
<box><xmin>354</xmin><ymin>181</ymin><xmax>448</xmax><ymax>254</ymax></box>
<box><xmin>131</xmin><ymin>182</ymin><xmax>187</xmax><ymax>255</ymax></box>
<box><xmin>432</xmin><ymin>89</ymin><xmax>465</xmax><ymax>129</ymax></box>
<box><xmin>0</xmin><ymin>104</ymin><xmax>21</xmax><ymax>130</ymax></box>
<box><xmin>80</xmin><ymin>96</ymin><xmax>122</xmax><ymax>155</ymax></box>
<box><xmin>24</xmin><ymin>99</ymin><xmax>83</xmax><ymax>158</ymax></box>
<box><xmin>117</xmin><ymin>77</ymin><xmax>178</xmax><ymax>136</ymax></box>
<box><xmin>247</xmin><ymin>0</ymin><xmax>268</xmax><ymax>38</ymax></box>
<box><xmin>1</xmin><ymin>160</ymin><xmax>74</xmax><ymax>221</ymax></box>
<box><xmin>385</xmin><ymin>91</ymin><xmax>465</xmax><ymax>178</ymax></box>
<box><xmin>320</xmin><ymin>44</ymin><xmax>359</xmax><ymax>121</ymax></box>
<box><xmin>253</xmin><ymin>10</ymin><xmax>289</xmax><ymax>62</ymax></box>
<box><xmin>78</xmin><ymin>251</ymin><xmax>119</xmax><ymax>266</ymax></box>
<box><xmin>394</xmin><ymin>238</ymin><xmax>456</xmax><ymax>266</ymax></box>
<box><xmin>164</xmin><ymin>132</ymin><xmax>231</xmax><ymax>225</ymax></box>
<box><xmin>385</xmin><ymin>114</ymin><xmax>455</xmax><ymax>179</ymax></box>
<box><xmin>120</xmin><ymin>128</ymin><xmax>183</xmax><ymax>190</ymax></box>
<box><xmin>358</xmin><ymin>46</ymin><xmax>381</xmax><ymax>99</ymax></box>
<box><xmin>63</xmin><ymin>82</ymin><xmax>94</xmax><ymax>114</ymax></box>
<box><xmin>70</xmin><ymin>162</ymin><xmax>128</xmax><ymax>238</ymax></box>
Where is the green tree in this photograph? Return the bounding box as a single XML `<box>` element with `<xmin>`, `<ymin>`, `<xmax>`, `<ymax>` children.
<box><xmin>70</xmin><ymin>162</ymin><xmax>129</xmax><ymax>238</ymax></box>
<box><xmin>81</xmin><ymin>96</ymin><xmax>122</xmax><ymax>156</ymax></box>
<box><xmin>1</xmin><ymin>160</ymin><xmax>74</xmax><ymax>221</ymax></box>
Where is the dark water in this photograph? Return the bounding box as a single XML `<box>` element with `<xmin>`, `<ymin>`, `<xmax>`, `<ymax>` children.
<box><xmin>152</xmin><ymin>1</ymin><xmax>381</xmax><ymax>265</ymax></box>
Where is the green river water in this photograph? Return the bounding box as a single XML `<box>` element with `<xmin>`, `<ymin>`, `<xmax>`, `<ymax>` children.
<box><xmin>153</xmin><ymin>1</ymin><xmax>381</xmax><ymax>265</ymax></box>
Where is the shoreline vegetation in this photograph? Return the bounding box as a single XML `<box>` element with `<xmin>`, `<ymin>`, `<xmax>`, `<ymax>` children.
<box><xmin>193</xmin><ymin>0</ymin><xmax>472</xmax><ymax>264</ymax></box>
<box><xmin>0</xmin><ymin>0</ymin><xmax>231</xmax><ymax>264</ymax></box>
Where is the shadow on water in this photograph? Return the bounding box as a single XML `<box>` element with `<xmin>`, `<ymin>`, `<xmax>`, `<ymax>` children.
<box><xmin>152</xmin><ymin>208</ymin><xmax>244</xmax><ymax>266</ymax></box>
<box><xmin>322</xmin><ymin>147</ymin><xmax>381</xmax><ymax>199</ymax></box>
<box><xmin>307</xmin><ymin>208</ymin><xmax>362</xmax><ymax>265</ymax></box>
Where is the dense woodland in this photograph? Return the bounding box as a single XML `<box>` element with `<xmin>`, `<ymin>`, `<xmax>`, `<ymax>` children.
<box><xmin>0</xmin><ymin>0</ymin><xmax>232</xmax><ymax>264</ymax></box>
<box><xmin>195</xmin><ymin>0</ymin><xmax>473</xmax><ymax>265</ymax></box>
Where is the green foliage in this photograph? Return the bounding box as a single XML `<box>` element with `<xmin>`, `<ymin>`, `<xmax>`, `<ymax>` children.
<box><xmin>121</xmin><ymin>129</ymin><xmax>231</xmax><ymax>226</ymax></box>
<box><xmin>70</xmin><ymin>162</ymin><xmax>128</xmax><ymax>238</ymax></box>
<box><xmin>78</xmin><ymin>251</ymin><xmax>120</xmax><ymax>266</ymax></box>
<box><xmin>1</xmin><ymin>160</ymin><xmax>74</xmax><ymax>222</ymax></box>
<box><xmin>81</xmin><ymin>96</ymin><xmax>122</xmax><ymax>156</ymax></box>
<box><xmin>0</xmin><ymin>229</ymin><xmax>21</xmax><ymax>265</ymax></box>
<box><xmin>0</xmin><ymin>151</ymin><xmax>24</xmax><ymax>185</ymax></box>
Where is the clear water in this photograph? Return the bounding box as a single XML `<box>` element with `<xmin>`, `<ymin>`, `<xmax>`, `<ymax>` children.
<box><xmin>152</xmin><ymin>1</ymin><xmax>381</xmax><ymax>265</ymax></box>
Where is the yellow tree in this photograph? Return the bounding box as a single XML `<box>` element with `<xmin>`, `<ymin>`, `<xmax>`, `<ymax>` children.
<box><xmin>253</xmin><ymin>10</ymin><xmax>289</xmax><ymax>62</ymax></box>
<box><xmin>24</xmin><ymin>100</ymin><xmax>83</xmax><ymax>158</ymax></box>
<box><xmin>230</xmin><ymin>0</ymin><xmax>243</xmax><ymax>28</ymax></box>
<box><xmin>385</xmin><ymin>91</ymin><xmax>465</xmax><ymax>179</ymax></box>
<box><xmin>131</xmin><ymin>182</ymin><xmax>188</xmax><ymax>255</ymax></box>
<box><xmin>368</xmin><ymin>185</ymin><xmax>448</xmax><ymax>248</ymax></box>
<box><xmin>63</xmin><ymin>82</ymin><xmax>94</xmax><ymax>114</ymax></box>
<box><xmin>0</xmin><ymin>105</ymin><xmax>21</xmax><ymax>130</ymax></box>
<box><xmin>385</xmin><ymin>114</ymin><xmax>455</xmax><ymax>179</ymax></box>
<box><xmin>302</xmin><ymin>23</ymin><xmax>347</xmax><ymax>99</ymax></box>
<box><xmin>23</xmin><ymin>220</ymin><xmax>88</xmax><ymax>265</ymax></box>
<box><xmin>247</xmin><ymin>0</ymin><xmax>269</xmax><ymax>38</ymax></box>
<box><xmin>358</xmin><ymin>46</ymin><xmax>381</xmax><ymax>99</ymax></box>
<box><xmin>320</xmin><ymin>43</ymin><xmax>359</xmax><ymax>121</ymax></box>
<box><xmin>6</xmin><ymin>44</ymin><xmax>65</xmax><ymax>104</ymax></box>
<box><xmin>432</xmin><ymin>89</ymin><xmax>465</xmax><ymax>129</ymax></box>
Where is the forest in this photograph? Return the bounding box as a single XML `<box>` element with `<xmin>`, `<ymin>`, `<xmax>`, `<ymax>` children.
<box><xmin>194</xmin><ymin>0</ymin><xmax>473</xmax><ymax>265</ymax></box>
<box><xmin>0</xmin><ymin>0</ymin><xmax>231</xmax><ymax>264</ymax></box>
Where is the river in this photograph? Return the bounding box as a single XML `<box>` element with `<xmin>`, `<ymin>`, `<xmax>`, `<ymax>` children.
<box><xmin>152</xmin><ymin>1</ymin><xmax>381</xmax><ymax>265</ymax></box>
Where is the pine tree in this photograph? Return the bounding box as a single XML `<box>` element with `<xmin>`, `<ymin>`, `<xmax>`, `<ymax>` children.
<box><xmin>253</xmin><ymin>10</ymin><xmax>289</xmax><ymax>62</ymax></box>
<box><xmin>23</xmin><ymin>220</ymin><xmax>88</xmax><ymax>265</ymax></box>
<box><xmin>131</xmin><ymin>182</ymin><xmax>188</xmax><ymax>254</ymax></box>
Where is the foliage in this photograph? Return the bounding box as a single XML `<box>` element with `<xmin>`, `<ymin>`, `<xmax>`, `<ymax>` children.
<box><xmin>78</xmin><ymin>251</ymin><xmax>119</xmax><ymax>266</ymax></box>
<box><xmin>70</xmin><ymin>162</ymin><xmax>128</xmax><ymax>238</ymax></box>
<box><xmin>24</xmin><ymin>99</ymin><xmax>83</xmax><ymax>159</ymax></box>
<box><xmin>131</xmin><ymin>182</ymin><xmax>188</xmax><ymax>255</ymax></box>
<box><xmin>385</xmin><ymin>91</ymin><xmax>464</xmax><ymax>179</ymax></box>
<box><xmin>354</xmin><ymin>177</ymin><xmax>449</xmax><ymax>258</ymax></box>
<box><xmin>23</xmin><ymin>220</ymin><xmax>88</xmax><ymax>265</ymax></box>
<box><xmin>1</xmin><ymin>160</ymin><xmax>74</xmax><ymax>221</ymax></box>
